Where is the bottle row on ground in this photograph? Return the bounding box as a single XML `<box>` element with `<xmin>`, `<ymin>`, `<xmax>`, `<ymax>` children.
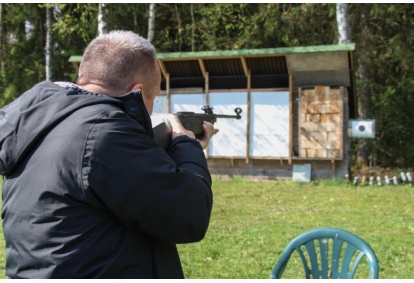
<box><xmin>345</xmin><ymin>172</ymin><xmax>413</xmax><ymax>186</ymax></box>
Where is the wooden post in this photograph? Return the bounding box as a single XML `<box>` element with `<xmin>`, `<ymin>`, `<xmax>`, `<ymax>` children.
<box><xmin>340</xmin><ymin>86</ymin><xmax>344</xmax><ymax>159</ymax></box>
<box><xmin>241</xmin><ymin>57</ymin><xmax>251</xmax><ymax>164</ymax></box>
<box><xmin>198</xmin><ymin>59</ymin><xmax>209</xmax><ymax>106</ymax></box>
<box><xmin>289</xmin><ymin>74</ymin><xmax>293</xmax><ymax>165</ymax></box>
<box><xmin>166</xmin><ymin>73</ymin><xmax>170</xmax><ymax>113</ymax></box>
<box><xmin>332</xmin><ymin>159</ymin><xmax>336</xmax><ymax>179</ymax></box>
<box><xmin>246</xmin><ymin>71</ymin><xmax>251</xmax><ymax>164</ymax></box>
<box><xmin>298</xmin><ymin>88</ymin><xmax>302</xmax><ymax>157</ymax></box>
<box><xmin>157</xmin><ymin>60</ymin><xmax>170</xmax><ymax>113</ymax></box>
<box><xmin>199</xmin><ymin>59</ymin><xmax>210</xmax><ymax>158</ymax></box>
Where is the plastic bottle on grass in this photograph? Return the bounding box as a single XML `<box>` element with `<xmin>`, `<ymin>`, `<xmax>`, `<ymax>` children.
<box><xmin>385</xmin><ymin>175</ymin><xmax>390</xmax><ymax>186</ymax></box>
<box><xmin>393</xmin><ymin>176</ymin><xmax>398</xmax><ymax>185</ymax></box>
<box><xmin>376</xmin><ymin>176</ymin><xmax>382</xmax><ymax>186</ymax></box>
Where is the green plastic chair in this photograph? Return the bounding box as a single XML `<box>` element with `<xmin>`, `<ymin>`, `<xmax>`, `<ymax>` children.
<box><xmin>270</xmin><ymin>228</ymin><xmax>379</xmax><ymax>279</ymax></box>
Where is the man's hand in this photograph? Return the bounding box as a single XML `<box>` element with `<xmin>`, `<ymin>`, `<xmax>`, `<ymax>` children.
<box><xmin>198</xmin><ymin>121</ymin><xmax>219</xmax><ymax>150</ymax></box>
<box><xmin>166</xmin><ymin>115</ymin><xmax>219</xmax><ymax>150</ymax></box>
<box><xmin>167</xmin><ymin>114</ymin><xmax>195</xmax><ymax>139</ymax></box>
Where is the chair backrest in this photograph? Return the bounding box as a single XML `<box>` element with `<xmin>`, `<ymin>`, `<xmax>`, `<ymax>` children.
<box><xmin>270</xmin><ymin>228</ymin><xmax>379</xmax><ymax>279</ymax></box>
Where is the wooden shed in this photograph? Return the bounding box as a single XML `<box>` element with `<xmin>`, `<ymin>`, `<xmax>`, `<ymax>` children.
<box><xmin>69</xmin><ymin>43</ymin><xmax>356</xmax><ymax>180</ymax></box>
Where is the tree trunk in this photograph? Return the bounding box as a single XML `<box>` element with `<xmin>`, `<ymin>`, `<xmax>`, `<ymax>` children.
<box><xmin>147</xmin><ymin>3</ymin><xmax>155</xmax><ymax>42</ymax></box>
<box><xmin>356</xmin><ymin>4</ymin><xmax>372</xmax><ymax>165</ymax></box>
<box><xmin>174</xmin><ymin>4</ymin><xmax>183</xmax><ymax>51</ymax></box>
<box><xmin>98</xmin><ymin>3</ymin><xmax>107</xmax><ymax>36</ymax></box>
<box><xmin>336</xmin><ymin>3</ymin><xmax>352</xmax><ymax>178</ymax></box>
<box><xmin>45</xmin><ymin>4</ymin><xmax>52</xmax><ymax>81</ymax></box>
<box><xmin>191</xmin><ymin>3</ymin><xmax>195</xmax><ymax>51</ymax></box>
<box><xmin>336</xmin><ymin>3</ymin><xmax>351</xmax><ymax>44</ymax></box>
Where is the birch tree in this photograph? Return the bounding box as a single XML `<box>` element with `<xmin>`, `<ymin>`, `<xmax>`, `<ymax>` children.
<box><xmin>336</xmin><ymin>3</ymin><xmax>353</xmax><ymax>174</ymax></box>
<box><xmin>98</xmin><ymin>3</ymin><xmax>107</xmax><ymax>36</ymax></box>
<box><xmin>45</xmin><ymin>4</ymin><xmax>52</xmax><ymax>81</ymax></box>
<box><xmin>147</xmin><ymin>3</ymin><xmax>155</xmax><ymax>42</ymax></box>
<box><xmin>336</xmin><ymin>3</ymin><xmax>351</xmax><ymax>44</ymax></box>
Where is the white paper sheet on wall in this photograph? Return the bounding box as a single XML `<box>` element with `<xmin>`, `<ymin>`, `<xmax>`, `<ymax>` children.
<box><xmin>249</xmin><ymin>91</ymin><xmax>290</xmax><ymax>158</ymax></box>
<box><xmin>152</xmin><ymin>91</ymin><xmax>290</xmax><ymax>159</ymax></box>
<box><xmin>208</xmin><ymin>92</ymin><xmax>247</xmax><ymax>157</ymax></box>
<box><xmin>170</xmin><ymin>93</ymin><xmax>206</xmax><ymax>113</ymax></box>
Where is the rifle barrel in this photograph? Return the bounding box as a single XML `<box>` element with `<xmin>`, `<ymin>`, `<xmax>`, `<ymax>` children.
<box><xmin>201</xmin><ymin>106</ymin><xmax>242</xmax><ymax>119</ymax></box>
<box><xmin>215</xmin><ymin>114</ymin><xmax>241</xmax><ymax>119</ymax></box>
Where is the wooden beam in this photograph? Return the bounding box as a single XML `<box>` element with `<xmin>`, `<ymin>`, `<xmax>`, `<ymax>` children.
<box><xmin>246</xmin><ymin>68</ymin><xmax>251</xmax><ymax>164</ymax></box>
<box><xmin>198</xmin><ymin>58</ymin><xmax>211</xmax><ymax>159</ymax></box>
<box><xmin>298</xmin><ymin>87</ymin><xmax>302</xmax><ymax>157</ymax></box>
<box><xmin>240</xmin><ymin>57</ymin><xmax>249</xmax><ymax>77</ymax></box>
<box><xmin>165</xmin><ymin>73</ymin><xmax>171</xmax><ymax>114</ymax></box>
<box><xmin>198</xmin><ymin>59</ymin><xmax>209</xmax><ymax>106</ymax></box>
<box><xmin>284</xmin><ymin>54</ymin><xmax>291</xmax><ymax>77</ymax></box>
<box><xmin>157</xmin><ymin>60</ymin><xmax>168</xmax><ymax>79</ymax></box>
<box><xmin>198</xmin><ymin>59</ymin><xmax>207</xmax><ymax>78</ymax></box>
<box><xmin>340</xmin><ymin>86</ymin><xmax>345</xmax><ymax>159</ymax></box>
<box><xmin>287</xmin><ymin>54</ymin><xmax>294</xmax><ymax>165</ymax></box>
<box><xmin>205</xmin><ymin>72</ymin><xmax>209</xmax><ymax>106</ymax></box>
<box><xmin>204</xmin><ymin>73</ymin><xmax>210</xmax><ymax>159</ymax></box>
<box><xmin>331</xmin><ymin>159</ymin><xmax>336</xmax><ymax>179</ymax></box>
<box><xmin>73</xmin><ymin>62</ymin><xmax>80</xmax><ymax>73</ymax></box>
<box><xmin>289</xmin><ymin>75</ymin><xmax>293</xmax><ymax>165</ymax></box>
<box><xmin>241</xmin><ymin>56</ymin><xmax>252</xmax><ymax>164</ymax></box>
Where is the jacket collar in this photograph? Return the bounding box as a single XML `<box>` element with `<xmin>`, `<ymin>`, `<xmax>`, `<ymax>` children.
<box><xmin>114</xmin><ymin>89</ymin><xmax>154</xmax><ymax>138</ymax></box>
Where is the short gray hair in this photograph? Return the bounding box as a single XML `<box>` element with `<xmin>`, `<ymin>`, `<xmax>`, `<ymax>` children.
<box><xmin>78</xmin><ymin>30</ymin><xmax>157</xmax><ymax>95</ymax></box>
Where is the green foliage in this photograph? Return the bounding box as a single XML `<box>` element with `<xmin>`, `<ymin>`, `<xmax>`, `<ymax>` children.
<box><xmin>1</xmin><ymin>4</ymin><xmax>45</xmax><ymax>101</ymax></box>
<box><xmin>277</xmin><ymin>3</ymin><xmax>337</xmax><ymax>46</ymax></box>
<box><xmin>349</xmin><ymin>4</ymin><xmax>414</xmax><ymax>167</ymax></box>
<box><xmin>100</xmin><ymin>4</ymin><xmax>148</xmax><ymax>37</ymax></box>
<box><xmin>53</xmin><ymin>4</ymin><xmax>98</xmax><ymax>43</ymax></box>
<box><xmin>2</xmin><ymin>3</ymin><xmax>414</xmax><ymax>167</ymax></box>
<box><xmin>178</xmin><ymin>177</ymin><xmax>414</xmax><ymax>279</ymax></box>
<box><xmin>195</xmin><ymin>4</ymin><xmax>258</xmax><ymax>50</ymax></box>
<box><xmin>0</xmin><ymin>85</ymin><xmax>18</xmax><ymax>107</ymax></box>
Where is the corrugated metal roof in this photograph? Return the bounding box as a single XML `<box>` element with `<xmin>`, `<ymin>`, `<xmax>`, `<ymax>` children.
<box><xmin>204</xmin><ymin>58</ymin><xmax>244</xmax><ymax>77</ymax></box>
<box><xmin>245</xmin><ymin>56</ymin><xmax>288</xmax><ymax>75</ymax></box>
<box><xmin>163</xmin><ymin>60</ymin><xmax>202</xmax><ymax>78</ymax></box>
<box><xmin>68</xmin><ymin>43</ymin><xmax>355</xmax><ymax>89</ymax></box>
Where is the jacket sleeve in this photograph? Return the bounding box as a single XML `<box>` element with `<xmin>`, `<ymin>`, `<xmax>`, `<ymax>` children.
<box><xmin>83</xmin><ymin>111</ymin><xmax>213</xmax><ymax>245</ymax></box>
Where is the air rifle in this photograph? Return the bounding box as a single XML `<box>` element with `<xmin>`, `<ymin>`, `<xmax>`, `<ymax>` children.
<box><xmin>152</xmin><ymin>105</ymin><xmax>242</xmax><ymax>150</ymax></box>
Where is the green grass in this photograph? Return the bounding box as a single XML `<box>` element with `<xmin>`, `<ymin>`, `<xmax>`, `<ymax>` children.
<box><xmin>0</xmin><ymin>177</ymin><xmax>413</xmax><ymax>278</ymax></box>
<box><xmin>177</xmin><ymin>177</ymin><xmax>414</xmax><ymax>279</ymax></box>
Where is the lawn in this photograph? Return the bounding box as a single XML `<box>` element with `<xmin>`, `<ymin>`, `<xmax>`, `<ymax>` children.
<box><xmin>178</xmin><ymin>177</ymin><xmax>414</xmax><ymax>279</ymax></box>
<box><xmin>0</xmin><ymin>177</ymin><xmax>413</xmax><ymax>279</ymax></box>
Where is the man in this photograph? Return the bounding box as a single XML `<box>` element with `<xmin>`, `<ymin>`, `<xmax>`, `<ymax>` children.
<box><xmin>0</xmin><ymin>30</ymin><xmax>217</xmax><ymax>278</ymax></box>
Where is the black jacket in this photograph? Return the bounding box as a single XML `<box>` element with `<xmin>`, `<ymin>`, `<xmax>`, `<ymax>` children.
<box><xmin>0</xmin><ymin>81</ymin><xmax>213</xmax><ymax>278</ymax></box>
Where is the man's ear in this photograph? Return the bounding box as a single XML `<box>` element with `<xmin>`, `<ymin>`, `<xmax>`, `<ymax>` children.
<box><xmin>132</xmin><ymin>83</ymin><xmax>154</xmax><ymax>116</ymax></box>
<box><xmin>131</xmin><ymin>83</ymin><xmax>143</xmax><ymax>92</ymax></box>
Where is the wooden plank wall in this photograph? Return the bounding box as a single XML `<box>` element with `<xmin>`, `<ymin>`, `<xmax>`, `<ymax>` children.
<box><xmin>299</xmin><ymin>86</ymin><xmax>344</xmax><ymax>159</ymax></box>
